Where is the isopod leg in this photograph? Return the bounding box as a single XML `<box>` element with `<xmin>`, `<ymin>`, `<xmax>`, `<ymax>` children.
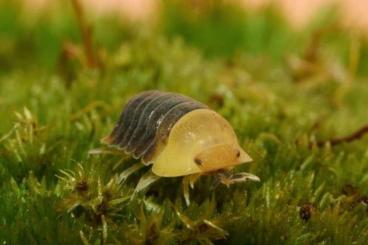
<box><xmin>182</xmin><ymin>174</ymin><xmax>201</xmax><ymax>206</ymax></box>
<box><xmin>134</xmin><ymin>170</ymin><xmax>161</xmax><ymax>194</ymax></box>
<box><xmin>217</xmin><ymin>171</ymin><xmax>260</xmax><ymax>187</ymax></box>
<box><xmin>88</xmin><ymin>146</ymin><xmax>126</xmax><ymax>156</ymax></box>
<box><xmin>182</xmin><ymin>176</ymin><xmax>191</xmax><ymax>206</ymax></box>
<box><xmin>189</xmin><ymin>174</ymin><xmax>201</xmax><ymax>189</ymax></box>
<box><xmin>118</xmin><ymin>162</ymin><xmax>145</xmax><ymax>183</ymax></box>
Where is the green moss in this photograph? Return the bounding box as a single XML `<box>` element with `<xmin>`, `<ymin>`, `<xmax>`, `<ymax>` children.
<box><xmin>1</xmin><ymin>1</ymin><xmax>368</xmax><ymax>244</ymax></box>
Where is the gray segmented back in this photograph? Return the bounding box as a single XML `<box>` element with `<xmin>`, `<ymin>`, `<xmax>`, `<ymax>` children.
<box><xmin>106</xmin><ymin>91</ymin><xmax>207</xmax><ymax>163</ymax></box>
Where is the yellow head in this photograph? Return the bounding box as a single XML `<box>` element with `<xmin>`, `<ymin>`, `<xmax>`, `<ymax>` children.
<box><xmin>151</xmin><ymin>109</ymin><xmax>252</xmax><ymax>177</ymax></box>
<box><xmin>194</xmin><ymin>144</ymin><xmax>251</xmax><ymax>172</ymax></box>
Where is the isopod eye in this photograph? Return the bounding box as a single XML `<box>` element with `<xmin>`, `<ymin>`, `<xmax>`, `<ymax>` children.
<box><xmin>236</xmin><ymin>150</ymin><xmax>241</xmax><ymax>158</ymax></box>
<box><xmin>194</xmin><ymin>158</ymin><xmax>203</xmax><ymax>166</ymax></box>
<box><xmin>192</xmin><ymin>144</ymin><xmax>247</xmax><ymax>172</ymax></box>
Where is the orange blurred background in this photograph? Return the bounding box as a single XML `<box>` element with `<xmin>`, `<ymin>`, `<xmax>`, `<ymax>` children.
<box><xmin>24</xmin><ymin>0</ymin><xmax>368</xmax><ymax>33</ymax></box>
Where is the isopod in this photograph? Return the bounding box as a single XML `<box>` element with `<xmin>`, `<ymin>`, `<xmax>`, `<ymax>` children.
<box><xmin>101</xmin><ymin>90</ymin><xmax>259</xmax><ymax>203</ymax></box>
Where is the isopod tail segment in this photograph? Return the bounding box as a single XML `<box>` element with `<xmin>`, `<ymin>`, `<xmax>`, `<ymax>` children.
<box><xmin>101</xmin><ymin>90</ymin><xmax>260</xmax><ymax>204</ymax></box>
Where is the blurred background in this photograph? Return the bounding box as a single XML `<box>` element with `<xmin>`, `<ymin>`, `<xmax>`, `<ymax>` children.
<box><xmin>18</xmin><ymin>0</ymin><xmax>368</xmax><ymax>30</ymax></box>
<box><xmin>1</xmin><ymin>0</ymin><xmax>368</xmax><ymax>71</ymax></box>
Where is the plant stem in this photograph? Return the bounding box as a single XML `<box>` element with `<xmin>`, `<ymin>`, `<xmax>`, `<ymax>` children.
<box><xmin>317</xmin><ymin>124</ymin><xmax>368</xmax><ymax>147</ymax></box>
<box><xmin>71</xmin><ymin>0</ymin><xmax>97</xmax><ymax>68</ymax></box>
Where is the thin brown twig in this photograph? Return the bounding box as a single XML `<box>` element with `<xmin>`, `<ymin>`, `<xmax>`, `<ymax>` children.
<box><xmin>69</xmin><ymin>100</ymin><xmax>110</xmax><ymax>121</ymax></box>
<box><xmin>71</xmin><ymin>0</ymin><xmax>97</xmax><ymax>68</ymax></box>
<box><xmin>317</xmin><ymin>124</ymin><xmax>368</xmax><ymax>147</ymax></box>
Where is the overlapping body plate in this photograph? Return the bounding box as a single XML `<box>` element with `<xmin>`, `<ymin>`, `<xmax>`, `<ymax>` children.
<box><xmin>105</xmin><ymin>91</ymin><xmax>207</xmax><ymax>163</ymax></box>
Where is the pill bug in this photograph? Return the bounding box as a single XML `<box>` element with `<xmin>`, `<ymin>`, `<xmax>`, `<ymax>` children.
<box><xmin>101</xmin><ymin>90</ymin><xmax>259</xmax><ymax>201</ymax></box>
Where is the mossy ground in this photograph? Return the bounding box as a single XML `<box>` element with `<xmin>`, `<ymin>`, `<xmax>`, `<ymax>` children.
<box><xmin>1</xmin><ymin>1</ymin><xmax>368</xmax><ymax>244</ymax></box>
